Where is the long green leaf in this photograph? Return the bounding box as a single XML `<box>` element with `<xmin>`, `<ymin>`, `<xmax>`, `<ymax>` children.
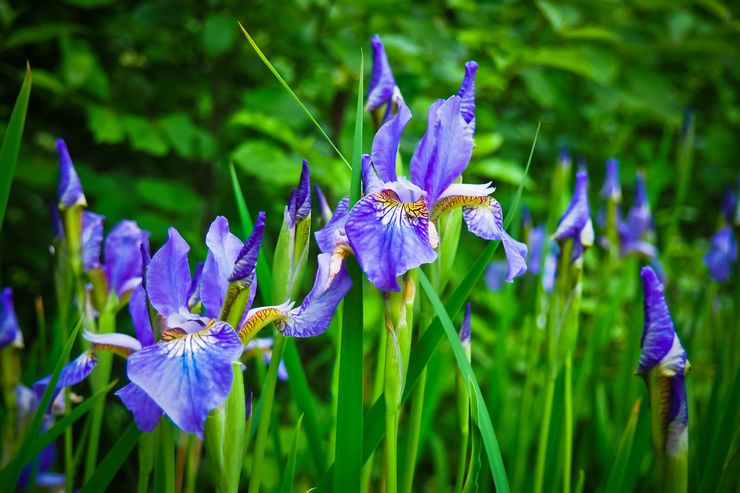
<box><xmin>0</xmin><ymin>317</ymin><xmax>82</xmax><ymax>486</ymax></box>
<box><xmin>604</xmin><ymin>399</ymin><xmax>641</xmax><ymax>493</ymax></box>
<box><xmin>333</xmin><ymin>49</ymin><xmax>365</xmax><ymax>493</ymax></box>
<box><xmin>0</xmin><ymin>63</ymin><xmax>32</xmax><ymax>232</ymax></box>
<box><xmin>237</xmin><ymin>22</ymin><xmax>350</xmax><ymax>169</ymax></box>
<box><xmin>316</xmin><ymin>122</ymin><xmax>539</xmax><ymax>491</ymax></box>
<box><xmin>280</xmin><ymin>414</ymin><xmax>304</xmax><ymax>493</ymax></box>
<box><xmin>418</xmin><ymin>271</ymin><xmax>510</xmax><ymax>492</ymax></box>
<box><xmin>80</xmin><ymin>421</ymin><xmax>142</xmax><ymax>492</ymax></box>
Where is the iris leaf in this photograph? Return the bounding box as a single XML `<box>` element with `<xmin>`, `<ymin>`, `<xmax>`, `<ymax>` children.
<box><xmin>80</xmin><ymin>421</ymin><xmax>142</xmax><ymax>492</ymax></box>
<box><xmin>280</xmin><ymin>414</ymin><xmax>304</xmax><ymax>493</ymax></box>
<box><xmin>604</xmin><ymin>398</ymin><xmax>641</xmax><ymax>493</ymax></box>
<box><xmin>0</xmin><ymin>63</ymin><xmax>31</xmax><ymax>233</ymax></box>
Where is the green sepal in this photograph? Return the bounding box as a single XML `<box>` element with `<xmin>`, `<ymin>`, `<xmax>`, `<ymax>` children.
<box><xmin>272</xmin><ymin>207</ymin><xmax>293</xmax><ymax>303</ymax></box>
<box><xmin>220</xmin><ymin>282</ymin><xmax>252</xmax><ymax>328</ymax></box>
<box><xmin>204</xmin><ymin>362</ymin><xmax>246</xmax><ymax>493</ymax></box>
<box><xmin>384</xmin><ymin>329</ymin><xmax>404</xmax><ymax>414</ymax></box>
<box><xmin>290</xmin><ymin>213</ymin><xmax>311</xmax><ymax>300</ymax></box>
<box><xmin>87</xmin><ymin>267</ymin><xmax>109</xmax><ymax>314</ymax></box>
<box><xmin>63</xmin><ymin>205</ymin><xmax>84</xmax><ymax>276</ymax></box>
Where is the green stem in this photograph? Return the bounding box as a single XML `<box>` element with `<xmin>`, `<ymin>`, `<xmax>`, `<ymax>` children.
<box><xmin>401</xmin><ymin>349</ymin><xmax>427</xmax><ymax>493</ymax></box>
<box><xmin>162</xmin><ymin>420</ymin><xmax>176</xmax><ymax>493</ymax></box>
<box><xmin>138</xmin><ymin>432</ymin><xmax>154</xmax><ymax>493</ymax></box>
<box><xmin>385</xmin><ymin>411</ymin><xmax>398</xmax><ymax>493</ymax></box>
<box><xmin>455</xmin><ymin>428</ymin><xmax>469</xmax><ymax>493</ymax></box>
<box><xmin>248</xmin><ymin>334</ymin><xmax>287</xmax><ymax>493</ymax></box>
<box><xmin>563</xmin><ymin>352</ymin><xmax>573</xmax><ymax>493</ymax></box>
<box><xmin>362</xmin><ymin>328</ymin><xmax>386</xmax><ymax>493</ymax></box>
<box><xmin>533</xmin><ymin>375</ymin><xmax>556</xmax><ymax>493</ymax></box>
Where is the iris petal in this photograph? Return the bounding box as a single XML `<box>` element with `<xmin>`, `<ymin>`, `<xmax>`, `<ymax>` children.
<box><xmin>367</xmin><ymin>34</ymin><xmax>397</xmax><ymax>112</ymax></box>
<box><xmin>0</xmin><ymin>287</ymin><xmax>24</xmax><ymax>349</ymax></box>
<box><xmin>129</xmin><ymin>284</ymin><xmax>154</xmax><ymax>346</ymax></box>
<box><xmin>33</xmin><ymin>350</ymin><xmax>98</xmax><ymax>401</ymax></box>
<box><xmin>315</xmin><ymin>196</ymin><xmax>350</xmax><ymax>254</ymax></box>
<box><xmin>84</xmin><ymin>330</ymin><xmax>142</xmax><ymax>357</ymax></box>
<box><xmin>116</xmin><ymin>382</ymin><xmax>164</xmax><ymax>432</ymax></box>
<box><xmin>81</xmin><ymin>212</ymin><xmax>105</xmax><ymax>270</ymax></box>
<box><xmin>371</xmin><ymin>99</ymin><xmax>412</xmax><ymax>183</ymax></box>
<box><xmin>201</xmin><ymin>216</ymin><xmax>244</xmax><ymax>317</ymax></box>
<box><xmin>457</xmin><ymin>61</ymin><xmax>477</xmax><ymax>126</ymax></box>
<box><xmin>56</xmin><ymin>139</ymin><xmax>86</xmax><ymax>209</ymax></box>
<box><xmin>410</xmin><ymin>96</ymin><xmax>474</xmax><ymax>206</ymax></box>
<box><xmin>346</xmin><ymin>189</ymin><xmax>437</xmax><ymax>291</ymax></box>
<box><xmin>104</xmin><ymin>220</ymin><xmax>149</xmax><ymax>297</ymax></box>
<box><xmin>147</xmin><ymin>227</ymin><xmax>191</xmax><ymax>317</ymax></box>
<box><xmin>703</xmin><ymin>226</ymin><xmax>737</xmax><ymax>282</ymax></box>
<box><xmin>126</xmin><ymin>320</ymin><xmax>243</xmax><ymax>437</ymax></box>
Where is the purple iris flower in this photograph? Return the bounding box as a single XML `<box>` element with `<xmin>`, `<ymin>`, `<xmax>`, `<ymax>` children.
<box><xmin>345</xmin><ymin>63</ymin><xmax>526</xmax><ymax>291</ymax></box>
<box><xmin>526</xmin><ymin>225</ymin><xmax>547</xmax><ymax>276</ymax></box>
<box><xmin>0</xmin><ymin>287</ymin><xmax>24</xmax><ymax>349</ymax></box>
<box><xmin>637</xmin><ymin>266</ymin><xmax>690</xmax><ymax>457</ymax></box>
<box><xmin>600</xmin><ymin>158</ymin><xmax>621</xmax><ymax>202</ymax></box>
<box><xmin>367</xmin><ymin>35</ymin><xmax>402</xmax><ymax>120</ymax></box>
<box><xmin>620</xmin><ymin>170</ymin><xmax>657</xmax><ymax>257</ymax></box>
<box><xmin>704</xmin><ymin>226</ymin><xmax>737</xmax><ymax>282</ymax></box>
<box><xmin>553</xmin><ymin>168</ymin><xmax>594</xmax><ymax>261</ymax></box>
<box><xmin>56</xmin><ymin>214</ymin><xmax>349</xmax><ymax>436</ymax></box>
<box><xmin>56</xmin><ymin>139</ymin><xmax>86</xmax><ymax>209</ymax></box>
<box><xmin>81</xmin><ymin>211</ymin><xmax>105</xmax><ymax>270</ymax></box>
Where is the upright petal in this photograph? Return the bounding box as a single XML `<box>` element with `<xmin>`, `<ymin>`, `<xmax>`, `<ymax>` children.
<box><xmin>275</xmin><ymin>253</ymin><xmax>352</xmax><ymax>337</ymax></box>
<box><xmin>147</xmin><ymin>227</ymin><xmax>191</xmax><ymax>317</ymax></box>
<box><xmin>0</xmin><ymin>287</ymin><xmax>24</xmax><ymax>349</ymax></box>
<box><xmin>362</xmin><ymin>154</ymin><xmax>385</xmax><ymax>195</ymax></box>
<box><xmin>410</xmin><ymin>96</ymin><xmax>474</xmax><ymax>206</ymax></box>
<box><xmin>294</xmin><ymin>161</ymin><xmax>311</xmax><ymax>223</ymax></box>
<box><xmin>367</xmin><ymin>34</ymin><xmax>397</xmax><ymax>112</ymax></box>
<box><xmin>345</xmin><ymin>189</ymin><xmax>437</xmax><ymax>291</ymax></box>
<box><xmin>637</xmin><ymin>267</ymin><xmax>688</xmax><ymax>375</ymax></box>
<box><xmin>56</xmin><ymin>139</ymin><xmax>86</xmax><ymax>209</ymax></box>
<box><xmin>201</xmin><ymin>217</ymin><xmax>244</xmax><ymax>317</ymax></box>
<box><xmin>703</xmin><ymin>226</ymin><xmax>737</xmax><ymax>282</ymax></box>
<box><xmin>315</xmin><ymin>196</ymin><xmax>350</xmax><ymax>253</ymax></box>
<box><xmin>104</xmin><ymin>220</ymin><xmax>150</xmax><ymax>297</ymax></box>
<box><xmin>130</xmin><ymin>283</ymin><xmax>154</xmax><ymax>347</ymax></box>
<box><xmin>457</xmin><ymin>61</ymin><xmax>477</xmax><ymax>126</ymax></box>
<box><xmin>81</xmin><ymin>212</ymin><xmax>105</xmax><ymax>270</ymax></box>
<box><xmin>600</xmin><ymin>158</ymin><xmax>621</xmax><ymax>201</ymax></box>
<box><xmin>621</xmin><ymin>170</ymin><xmax>654</xmax><ymax>249</ymax></box>
<box><xmin>116</xmin><ymin>382</ymin><xmax>164</xmax><ymax>432</ymax></box>
<box><xmin>33</xmin><ymin>350</ymin><xmax>98</xmax><ymax>401</ymax></box>
<box><xmin>553</xmin><ymin>169</ymin><xmax>593</xmax><ymax>260</ymax></box>
<box><xmin>371</xmin><ymin>99</ymin><xmax>412</xmax><ymax>183</ymax></box>
<box><xmin>127</xmin><ymin>321</ymin><xmax>243</xmax><ymax>437</ymax></box>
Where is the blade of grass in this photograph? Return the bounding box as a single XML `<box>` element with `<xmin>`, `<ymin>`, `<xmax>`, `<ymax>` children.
<box><xmin>280</xmin><ymin>414</ymin><xmax>304</xmax><ymax>493</ymax></box>
<box><xmin>333</xmin><ymin>48</ymin><xmax>365</xmax><ymax>493</ymax></box>
<box><xmin>237</xmin><ymin>22</ymin><xmax>350</xmax><ymax>169</ymax></box>
<box><xmin>604</xmin><ymin>399</ymin><xmax>642</xmax><ymax>493</ymax></box>
<box><xmin>316</xmin><ymin>122</ymin><xmax>539</xmax><ymax>491</ymax></box>
<box><xmin>80</xmin><ymin>421</ymin><xmax>142</xmax><ymax>493</ymax></box>
<box><xmin>0</xmin><ymin>62</ymin><xmax>31</xmax><ymax>232</ymax></box>
<box><xmin>418</xmin><ymin>271</ymin><xmax>510</xmax><ymax>493</ymax></box>
<box><xmin>0</xmin><ymin>317</ymin><xmax>82</xmax><ymax>486</ymax></box>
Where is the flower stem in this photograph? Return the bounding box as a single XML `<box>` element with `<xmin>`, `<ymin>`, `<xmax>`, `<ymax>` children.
<box><xmin>385</xmin><ymin>410</ymin><xmax>399</xmax><ymax>493</ymax></box>
<box><xmin>533</xmin><ymin>374</ymin><xmax>556</xmax><ymax>493</ymax></box>
<box><xmin>563</xmin><ymin>351</ymin><xmax>574</xmax><ymax>493</ymax></box>
<box><xmin>248</xmin><ymin>333</ymin><xmax>287</xmax><ymax>493</ymax></box>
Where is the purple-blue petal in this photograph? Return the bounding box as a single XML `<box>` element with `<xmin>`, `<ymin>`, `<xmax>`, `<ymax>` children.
<box><xmin>600</xmin><ymin>158</ymin><xmax>621</xmax><ymax>201</ymax></box>
<box><xmin>315</xmin><ymin>196</ymin><xmax>349</xmax><ymax>254</ymax></box>
<box><xmin>230</xmin><ymin>211</ymin><xmax>266</xmax><ymax>289</ymax></box>
<box><xmin>56</xmin><ymin>138</ymin><xmax>86</xmax><ymax>208</ymax></box>
<box><xmin>126</xmin><ymin>321</ymin><xmax>243</xmax><ymax>437</ymax></box>
<box><xmin>621</xmin><ymin>170</ymin><xmax>654</xmax><ymax>244</ymax></box>
<box><xmin>526</xmin><ymin>225</ymin><xmax>547</xmax><ymax>276</ymax></box>
<box><xmin>459</xmin><ymin>303</ymin><xmax>471</xmax><ymax>343</ymax></box>
<box><xmin>362</xmin><ymin>154</ymin><xmax>385</xmax><ymax>195</ymax></box>
<box><xmin>703</xmin><ymin>226</ymin><xmax>737</xmax><ymax>282</ymax></box>
<box><xmin>0</xmin><ymin>287</ymin><xmax>24</xmax><ymax>348</ymax></box>
<box><xmin>485</xmin><ymin>261</ymin><xmax>509</xmax><ymax>291</ymax></box>
<box><xmin>410</xmin><ymin>96</ymin><xmax>474</xmax><ymax>206</ymax></box>
<box><xmin>130</xmin><ymin>284</ymin><xmax>154</xmax><ymax>347</ymax></box>
<box><xmin>294</xmin><ymin>161</ymin><xmax>311</xmax><ymax>223</ymax></box>
<box><xmin>542</xmin><ymin>241</ymin><xmax>559</xmax><ymax>293</ymax></box>
<box><xmin>116</xmin><ymin>382</ymin><xmax>164</xmax><ymax>432</ymax></box>
<box><xmin>345</xmin><ymin>190</ymin><xmax>437</xmax><ymax>291</ymax></box>
<box><xmin>461</xmin><ymin>199</ymin><xmax>528</xmax><ymax>281</ymax></box>
<box><xmin>104</xmin><ymin>220</ymin><xmax>150</xmax><ymax>297</ymax></box>
<box><xmin>81</xmin><ymin>211</ymin><xmax>105</xmax><ymax>270</ymax></box>
<box><xmin>201</xmin><ymin>216</ymin><xmax>244</xmax><ymax>317</ymax></box>
<box><xmin>276</xmin><ymin>252</ymin><xmax>352</xmax><ymax>337</ymax></box>
<box><xmin>147</xmin><ymin>227</ymin><xmax>191</xmax><ymax>317</ymax></box>
<box><xmin>371</xmin><ymin>99</ymin><xmax>412</xmax><ymax>183</ymax></box>
<box><xmin>367</xmin><ymin>34</ymin><xmax>397</xmax><ymax>112</ymax></box>
<box><xmin>553</xmin><ymin>169</ymin><xmax>591</xmax><ymax>243</ymax></box>
<box><xmin>33</xmin><ymin>350</ymin><xmax>98</xmax><ymax>401</ymax></box>
<box><xmin>457</xmin><ymin>61</ymin><xmax>477</xmax><ymax>126</ymax></box>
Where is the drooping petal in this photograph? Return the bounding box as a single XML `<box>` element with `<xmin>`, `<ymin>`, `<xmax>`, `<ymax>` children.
<box><xmin>116</xmin><ymin>382</ymin><xmax>164</xmax><ymax>432</ymax></box>
<box><xmin>315</xmin><ymin>196</ymin><xmax>350</xmax><ymax>254</ymax></box>
<box><xmin>56</xmin><ymin>139</ymin><xmax>86</xmax><ymax>209</ymax></box>
<box><xmin>84</xmin><ymin>330</ymin><xmax>142</xmax><ymax>357</ymax></box>
<box><xmin>485</xmin><ymin>261</ymin><xmax>509</xmax><ymax>291</ymax></box>
<box><xmin>104</xmin><ymin>220</ymin><xmax>150</xmax><ymax>297</ymax></box>
<box><xmin>201</xmin><ymin>217</ymin><xmax>244</xmax><ymax>318</ymax></box>
<box><xmin>33</xmin><ymin>350</ymin><xmax>98</xmax><ymax>401</ymax></box>
<box><xmin>275</xmin><ymin>253</ymin><xmax>352</xmax><ymax>337</ymax></box>
<box><xmin>147</xmin><ymin>227</ymin><xmax>191</xmax><ymax>317</ymax></box>
<box><xmin>526</xmin><ymin>225</ymin><xmax>547</xmax><ymax>276</ymax></box>
<box><xmin>410</xmin><ymin>96</ymin><xmax>474</xmax><ymax>207</ymax></box>
<box><xmin>553</xmin><ymin>169</ymin><xmax>593</xmax><ymax>260</ymax></box>
<box><xmin>457</xmin><ymin>61</ymin><xmax>477</xmax><ymax>126</ymax></box>
<box><xmin>129</xmin><ymin>284</ymin><xmax>154</xmax><ymax>347</ymax></box>
<box><xmin>637</xmin><ymin>266</ymin><xmax>688</xmax><ymax>376</ymax></box>
<box><xmin>367</xmin><ymin>34</ymin><xmax>397</xmax><ymax>112</ymax></box>
<box><xmin>81</xmin><ymin>211</ymin><xmax>105</xmax><ymax>270</ymax></box>
<box><xmin>703</xmin><ymin>226</ymin><xmax>737</xmax><ymax>283</ymax></box>
<box><xmin>371</xmin><ymin>99</ymin><xmax>412</xmax><ymax>183</ymax></box>
<box><xmin>345</xmin><ymin>189</ymin><xmax>437</xmax><ymax>291</ymax></box>
<box><xmin>0</xmin><ymin>287</ymin><xmax>24</xmax><ymax>349</ymax></box>
<box><xmin>126</xmin><ymin>321</ymin><xmax>243</xmax><ymax>437</ymax></box>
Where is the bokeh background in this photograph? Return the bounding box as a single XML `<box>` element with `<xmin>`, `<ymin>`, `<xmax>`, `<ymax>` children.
<box><xmin>1</xmin><ymin>1</ymin><xmax>739</xmax><ymax>490</ymax></box>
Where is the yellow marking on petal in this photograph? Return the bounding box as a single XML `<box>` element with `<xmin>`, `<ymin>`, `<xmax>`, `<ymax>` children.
<box><xmin>238</xmin><ymin>307</ymin><xmax>288</xmax><ymax>344</ymax></box>
<box><xmin>374</xmin><ymin>190</ymin><xmax>428</xmax><ymax>222</ymax></box>
<box><xmin>430</xmin><ymin>195</ymin><xmax>492</xmax><ymax>222</ymax></box>
<box><xmin>92</xmin><ymin>344</ymin><xmax>135</xmax><ymax>358</ymax></box>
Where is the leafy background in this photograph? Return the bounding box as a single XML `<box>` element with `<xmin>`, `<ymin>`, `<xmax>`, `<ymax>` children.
<box><xmin>1</xmin><ymin>0</ymin><xmax>739</xmax><ymax>490</ymax></box>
